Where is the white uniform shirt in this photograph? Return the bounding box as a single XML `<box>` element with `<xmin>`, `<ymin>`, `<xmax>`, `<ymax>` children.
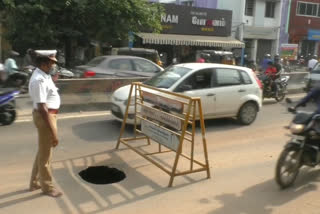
<box><xmin>308</xmin><ymin>59</ymin><xmax>318</xmax><ymax>70</ymax></box>
<box><xmin>29</xmin><ymin>68</ymin><xmax>61</xmax><ymax>109</ymax></box>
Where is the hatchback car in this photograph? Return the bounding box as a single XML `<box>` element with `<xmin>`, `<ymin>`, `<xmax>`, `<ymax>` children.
<box><xmin>73</xmin><ymin>55</ymin><xmax>163</xmax><ymax>78</ymax></box>
<box><xmin>304</xmin><ymin>62</ymin><xmax>320</xmax><ymax>92</ymax></box>
<box><xmin>111</xmin><ymin>63</ymin><xmax>263</xmax><ymax>125</ymax></box>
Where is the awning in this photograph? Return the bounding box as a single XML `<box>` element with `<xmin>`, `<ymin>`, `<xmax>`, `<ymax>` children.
<box><xmin>137</xmin><ymin>33</ymin><xmax>244</xmax><ymax>48</ymax></box>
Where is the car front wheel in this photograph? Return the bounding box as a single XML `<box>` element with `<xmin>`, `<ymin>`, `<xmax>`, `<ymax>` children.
<box><xmin>237</xmin><ymin>102</ymin><xmax>258</xmax><ymax>125</ymax></box>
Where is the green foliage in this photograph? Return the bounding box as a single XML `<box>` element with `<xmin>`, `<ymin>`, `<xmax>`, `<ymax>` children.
<box><xmin>2</xmin><ymin>0</ymin><xmax>163</xmax><ymax>55</ymax></box>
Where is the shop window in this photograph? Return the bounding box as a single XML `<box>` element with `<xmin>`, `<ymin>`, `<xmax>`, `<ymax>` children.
<box><xmin>265</xmin><ymin>1</ymin><xmax>276</xmax><ymax>18</ymax></box>
<box><xmin>297</xmin><ymin>2</ymin><xmax>318</xmax><ymax>17</ymax></box>
<box><xmin>245</xmin><ymin>0</ymin><xmax>255</xmax><ymax>16</ymax></box>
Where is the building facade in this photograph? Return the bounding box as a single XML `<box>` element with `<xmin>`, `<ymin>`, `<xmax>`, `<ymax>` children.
<box><xmin>143</xmin><ymin>1</ymin><xmax>244</xmax><ymax>65</ymax></box>
<box><xmin>218</xmin><ymin>0</ymin><xmax>285</xmax><ymax>64</ymax></box>
<box><xmin>151</xmin><ymin>0</ymin><xmax>288</xmax><ymax>65</ymax></box>
<box><xmin>288</xmin><ymin>0</ymin><xmax>320</xmax><ymax>58</ymax></box>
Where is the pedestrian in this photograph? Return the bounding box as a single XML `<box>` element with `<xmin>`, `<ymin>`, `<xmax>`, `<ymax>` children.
<box><xmin>28</xmin><ymin>50</ymin><xmax>62</xmax><ymax>198</ymax></box>
<box><xmin>307</xmin><ymin>55</ymin><xmax>318</xmax><ymax>71</ymax></box>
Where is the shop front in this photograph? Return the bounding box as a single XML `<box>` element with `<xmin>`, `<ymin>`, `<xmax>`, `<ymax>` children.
<box><xmin>135</xmin><ymin>4</ymin><xmax>244</xmax><ymax>66</ymax></box>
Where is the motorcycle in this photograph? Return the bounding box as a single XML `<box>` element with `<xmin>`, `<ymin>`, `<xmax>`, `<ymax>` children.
<box><xmin>275</xmin><ymin>98</ymin><xmax>320</xmax><ymax>189</ymax></box>
<box><xmin>258</xmin><ymin>72</ymin><xmax>290</xmax><ymax>102</ymax></box>
<box><xmin>0</xmin><ymin>88</ymin><xmax>20</xmax><ymax>125</ymax></box>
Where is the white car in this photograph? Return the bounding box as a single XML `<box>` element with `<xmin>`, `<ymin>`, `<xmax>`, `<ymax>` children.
<box><xmin>111</xmin><ymin>63</ymin><xmax>263</xmax><ymax>125</ymax></box>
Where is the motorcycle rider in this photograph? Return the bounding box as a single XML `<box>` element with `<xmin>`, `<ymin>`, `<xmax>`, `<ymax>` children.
<box><xmin>291</xmin><ymin>86</ymin><xmax>320</xmax><ymax>114</ymax></box>
<box><xmin>4</xmin><ymin>50</ymin><xmax>28</xmax><ymax>89</ymax></box>
<box><xmin>261</xmin><ymin>53</ymin><xmax>272</xmax><ymax>72</ymax></box>
<box><xmin>264</xmin><ymin>61</ymin><xmax>278</xmax><ymax>93</ymax></box>
<box><xmin>273</xmin><ymin>54</ymin><xmax>282</xmax><ymax>74</ymax></box>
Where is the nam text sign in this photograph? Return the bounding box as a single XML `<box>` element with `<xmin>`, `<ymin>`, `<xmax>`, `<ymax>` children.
<box><xmin>160</xmin><ymin>4</ymin><xmax>232</xmax><ymax>37</ymax></box>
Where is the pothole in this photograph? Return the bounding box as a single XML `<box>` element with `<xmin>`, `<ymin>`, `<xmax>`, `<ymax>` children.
<box><xmin>79</xmin><ymin>166</ymin><xmax>126</xmax><ymax>184</ymax></box>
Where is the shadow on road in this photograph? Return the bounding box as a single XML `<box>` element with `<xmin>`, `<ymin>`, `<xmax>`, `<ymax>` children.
<box><xmin>52</xmin><ymin>149</ymin><xmax>205</xmax><ymax>214</ymax></box>
<box><xmin>0</xmin><ymin>190</ymin><xmax>42</xmax><ymax>209</ymax></box>
<box><xmin>71</xmin><ymin>119</ymin><xmax>135</xmax><ymax>142</ymax></box>
<box><xmin>206</xmin><ymin>168</ymin><xmax>320</xmax><ymax>214</ymax></box>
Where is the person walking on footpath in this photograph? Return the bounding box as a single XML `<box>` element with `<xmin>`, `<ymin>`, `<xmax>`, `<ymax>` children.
<box><xmin>307</xmin><ymin>55</ymin><xmax>318</xmax><ymax>71</ymax></box>
<box><xmin>28</xmin><ymin>50</ymin><xmax>62</xmax><ymax>198</ymax></box>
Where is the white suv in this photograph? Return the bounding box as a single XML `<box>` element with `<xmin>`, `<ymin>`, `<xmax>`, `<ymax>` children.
<box><xmin>111</xmin><ymin>63</ymin><xmax>263</xmax><ymax>125</ymax></box>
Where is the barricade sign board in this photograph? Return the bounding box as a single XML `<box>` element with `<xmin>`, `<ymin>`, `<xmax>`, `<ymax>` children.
<box><xmin>116</xmin><ymin>82</ymin><xmax>210</xmax><ymax>187</ymax></box>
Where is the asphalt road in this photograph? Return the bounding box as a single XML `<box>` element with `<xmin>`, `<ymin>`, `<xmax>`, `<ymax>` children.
<box><xmin>1</xmin><ymin>96</ymin><xmax>320</xmax><ymax>214</ymax></box>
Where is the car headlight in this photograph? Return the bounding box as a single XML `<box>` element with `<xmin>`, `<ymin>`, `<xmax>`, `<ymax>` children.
<box><xmin>124</xmin><ymin>97</ymin><xmax>135</xmax><ymax>106</ymax></box>
<box><xmin>290</xmin><ymin>123</ymin><xmax>305</xmax><ymax>134</ymax></box>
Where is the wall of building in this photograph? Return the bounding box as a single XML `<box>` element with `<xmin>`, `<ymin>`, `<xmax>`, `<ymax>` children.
<box><xmin>149</xmin><ymin>0</ymin><xmax>217</xmax><ymax>8</ymax></box>
<box><xmin>289</xmin><ymin>0</ymin><xmax>320</xmax><ymax>42</ymax></box>
<box><xmin>279</xmin><ymin>0</ymin><xmax>290</xmax><ymax>52</ymax></box>
<box><xmin>217</xmin><ymin>0</ymin><xmax>245</xmax><ymax>39</ymax></box>
<box><xmin>194</xmin><ymin>0</ymin><xmax>217</xmax><ymax>9</ymax></box>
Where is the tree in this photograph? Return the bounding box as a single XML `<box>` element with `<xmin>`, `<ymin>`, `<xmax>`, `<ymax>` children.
<box><xmin>1</xmin><ymin>0</ymin><xmax>163</xmax><ymax>66</ymax></box>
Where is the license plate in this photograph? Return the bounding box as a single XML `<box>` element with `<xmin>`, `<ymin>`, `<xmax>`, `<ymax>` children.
<box><xmin>111</xmin><ymin>104</ymin><xmax>120</xmax><ymax>112</ymax></box>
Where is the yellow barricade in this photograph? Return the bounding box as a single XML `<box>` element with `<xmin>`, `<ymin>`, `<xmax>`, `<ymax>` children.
<box><xmin>116</xmin><ymin>82</ymin><xmax>210</xmax><ymax>187</ymax></box>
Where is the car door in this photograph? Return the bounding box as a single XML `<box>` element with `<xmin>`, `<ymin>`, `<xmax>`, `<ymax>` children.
<box><xmin>212</xmin><ymin>68</ymin><xmax>244</xmax><ymax>116</ymax></box>
<box><xmin>173</xmin><ymin>69</ymin><xmax>216</xmax><ymax>116</ymax></box>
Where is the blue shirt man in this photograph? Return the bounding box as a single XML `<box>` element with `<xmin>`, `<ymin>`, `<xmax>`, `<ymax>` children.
<box><xmin>294</xmin><ymin>87</ymin><xmax>320</xmax><ymax>114</ymax></box>
<box><xmin>261</xmin><ymin>54</ymin><xmax>272</xmax><ymax>71</ymax></box>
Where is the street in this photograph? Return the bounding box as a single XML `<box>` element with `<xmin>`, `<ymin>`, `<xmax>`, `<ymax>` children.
<box><xmin>1</xmin><ymin>96</ymin><xmax>320</xmax><ymax>214</ymax></box>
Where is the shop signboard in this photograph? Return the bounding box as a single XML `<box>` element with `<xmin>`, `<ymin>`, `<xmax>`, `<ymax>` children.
<box><xmin>308</xmin><ymin>29</ymin><xmax>320</xmax><ymax>41</ymax></box>
<box><xmin>280</xmin><ymin>44</ymin><xmax>298</xmax><ymax>60</ymax></box>
<box><xmin>160</xmin><ymin>4</ymin><xmax>232</xmax><ymax>37</ymax></box>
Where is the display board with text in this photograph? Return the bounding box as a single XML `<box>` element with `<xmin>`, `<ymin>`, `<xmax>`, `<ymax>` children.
<box><xmin>116</xmin><ymin>82</ymin><xmax>210</xmax><ymax>187</ymax></box>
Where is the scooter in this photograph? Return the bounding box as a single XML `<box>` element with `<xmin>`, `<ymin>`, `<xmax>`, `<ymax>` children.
<box><xmin>275</xmin><ymin>98</ymin><xmax>320</xmax><ymax>188</ymax></box>
<box><xmin>0</xmin><ymin>88</ymin><xmax>20</xmax><ymax>125</ymax></box>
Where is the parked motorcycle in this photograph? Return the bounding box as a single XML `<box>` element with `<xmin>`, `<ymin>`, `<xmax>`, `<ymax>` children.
<box><xmin>258</xmin><ymin>73</ymin><xmax>290</xmax><ymax>102</ymax></box>
<box><xmin>0</xmin><ymin>88</ymin><xmax>20</xmax><ymax>125</ymax></box>
<box><xmin>275</xmin><ymin>98</ymin><xmax>320</xmax><ymax>189</ymax></box>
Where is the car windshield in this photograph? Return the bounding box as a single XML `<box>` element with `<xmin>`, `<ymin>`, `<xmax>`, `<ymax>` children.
<box><xmin>144</xmin><ymin>65</ymin><xmax>191</xmax><ymax>88</ymax></box>
<box><xmin>312</xmin><ymin>63</ymin><xmax>320</xmax><ymax>74</ymax></box>
<box><xmin>86</xmin><ymin>57</ymin><xmax>106</xmax><ymax>67</ymax></box>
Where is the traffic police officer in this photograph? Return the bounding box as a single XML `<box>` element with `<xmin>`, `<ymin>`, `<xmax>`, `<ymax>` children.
<box><xmin>28</xmin><ymin>50</ymin><xmax>62</xmax><ymax>197</ymax></box>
